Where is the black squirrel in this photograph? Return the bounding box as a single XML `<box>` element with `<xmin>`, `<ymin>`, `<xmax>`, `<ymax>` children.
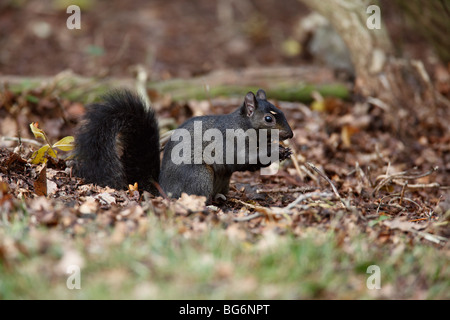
<box><xmin>74</xmin><ymin>89</ymin><xmax>293</xmax><ymax>201</ymax></box>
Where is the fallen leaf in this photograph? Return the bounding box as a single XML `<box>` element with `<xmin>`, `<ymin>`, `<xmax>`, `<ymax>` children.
<box><xmin>311</xmin><ymin>99</ymin><xmax>325</xmax><ymax>112</ymax></box>
<box><xmin>34</xmin><ymin>164</ymin><xmax>47</xmax><ymax>196</ymax></box>
<box><xmin>174</xmin><ymin>193</ymin><xmax>206</xmax><ymax>215</ymax></box>
<box><xmin>47</xmin><ymin>179</ymin><xmax>58</xmax><ymax>195</ymax></box>
<box><xmin>94</xmin><ymin>192</ymin><xmax>116</xmax><ymax>206</ymax></box>
<box><xmin>79</xmin><ymin>197</ymin><xmax>99</xmax><ymax>214</ymax></box>
<box><xmin>31</xmin><ymin>144</ymin><xmax>57</xmax><ymax>164</ymax></box>
<box><xmin>383</xmin><ymin>218</ymin><xmax>427</xmax><ymax>232</ymax></box>
<box><xmin>128</xmin><ymin>182</ymin><xmax>138</xmax><ymax>192</ymax></box>
<box><xmin>341</xmin><ymin>125</ymin><xmax>359</xmax><ymax>148</ymax></box>
<box><xmin>52</xmin><ymin>136</ymin><xmax>74</xmax><ymax>151</ymax></box>
<box><xmin>29</xmin><ymin>122</ymin><xmax>45</xmax><ymax>140</ymax></box>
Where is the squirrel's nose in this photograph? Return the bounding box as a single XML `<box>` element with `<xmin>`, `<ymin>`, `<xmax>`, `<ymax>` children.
<box><xmin>281</xmin><ymin>127</ymin><xmax>293</xmax><ymax>140</ymax></box>
<box><xmin>287</xmin><ymin>128</ymin><xmax>293</xmax><ymax>139</ymax></box>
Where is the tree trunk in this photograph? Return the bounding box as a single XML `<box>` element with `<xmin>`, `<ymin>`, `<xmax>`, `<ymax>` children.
<box><xmin>299</xmin><ymin>0</ymin><xmax>450</xmax><ymax>137</ymax></box>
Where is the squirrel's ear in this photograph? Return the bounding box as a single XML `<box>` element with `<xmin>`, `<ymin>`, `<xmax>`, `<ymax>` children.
<box><xmin>256</xmin><ymin>89</ymin><xmax>267</xmax><ymax>100</ymax></box>
<box><xmin>244</xmin><ymin>92</ymin><xmax>257</xmax><ymax>117</ymax></box>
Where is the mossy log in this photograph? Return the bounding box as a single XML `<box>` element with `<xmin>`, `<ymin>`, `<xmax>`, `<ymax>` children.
<box><xmin>0</xmin><ymin>66</ymin><xmax>350</xmax><ymax>104</ymax></box>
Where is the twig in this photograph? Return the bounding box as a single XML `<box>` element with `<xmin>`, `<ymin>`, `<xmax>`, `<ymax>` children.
<box><xmin>376</xmin><ymin>193</ymin><xmax>422</xmax><ymax>215</ymax></box>
<box><xmin>159</xmin><ymin>130</ymin><xmax>174</xmax><ymax>151</ymax></box>
<box><xmin>392</xmin><ymin>181</ymin><xmax>441</xmax><ymax>189</ymax></box>
<box><xmin>385</xmin><ymin>161</ymin><xmax>391</xmax><ymax>176</ymax></box>
<box><xmin>416</xmin><ymin>231</ymin><xmax>447</xmax><ymax>245</ymax></box>
<box><xmin>388</xmin><ymin>196</ymin><xmax>421</xmax><ymax>210</ymax></box>
<box><xmin>366</xmin><ymin>166</ymin><xmax>374</xmax><ymax>188</ymax></box>
<box><xmin>373</xmin><ymin>166</ymin><xmax>440</xmax><ymax>195</ymax></box>
<box><xmin>300</xmin><ymin>165</ymin><xmax>319</xmax><ymax>182</ymax></box>
<box><xmin>284</xmin><ymin>191</ymin><xmax>334</xmax><ymax>211</ymax></box>
<box><xmin>355</xmin><ymin>161</ymin><xmax>370</xmax><ymax>188</ymax></box>
<box><xmin>367</xmin><ymin>96</ymin><xmax>389</xmax><ymax>111</ymax></box>
<box><xmin>376</xmin><ymin>166</ymin><xmax>438</xmax><ymax>181</ymax></box>
<box><xmin>409</xmin><ymin>217</ymin><xmax>428</xmax><ymax>222</ymax></box>
<box><xmin>399</xmin><ymin>181</ymin><xmax>408</xmax><ymax>206</ymax></box>
<box><xmin>373</xmin><ymin>175</ymin><xmax>393</xmax><ymax>196</ymax></box>
<box><xmin>2</xmin><ymin>136</ymin><xmax>41</xmax><ymax>146</ymax></box>
<box><xmin>256</xmin><ymin>186</ymin><xmax>315</xmax><ymax>194</ymax></box>
<box><xmin>152</xmin><ymin>181</ymin><xmax>169</xmax><ymax>201</ymax></box>
<box><xmin>376</xmin><ymin>194</ymin><xmax>399</xmax><ymax>214</ymax></box>
<box><xmin>232</xmin><ymin>191</ymin><xmax>335</xmax><ymax>222</ymax></box>
<box><xmin>233</xmin><ymin>212</ymin><xmax>262</xmax><ymax>222</ymax></box>
<box><xmin>287</xmin><ymin>142</ymin><xmax>305</xmax><ymax>181</ymax></box>
<box><xmin>231</xmin><ymin>200</ymin><xmax>270</xmax><ymax>222</ymax></box>
<box><xmin>395</xmin><ymin>167</ymin><xmax>438</xmax><ymax>180</ymax></box>
<box><xmin>306</xmin><ymin>162</ymin><xmax>349</xmax><ymax>209</ymax></box>
<box><xmin>133</xmin><ymin>64</ymin><xmax>151</xmax><ymax>108</ymax></box>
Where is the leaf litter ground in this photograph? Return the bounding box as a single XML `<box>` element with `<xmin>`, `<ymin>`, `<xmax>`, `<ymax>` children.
<box><xmin>0</xmin><ymin>86</ymin><xmax>449</xmax><ymax>299</ymax></box>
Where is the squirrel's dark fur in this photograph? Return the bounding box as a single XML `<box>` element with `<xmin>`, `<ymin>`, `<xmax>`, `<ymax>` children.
<box><xmin>74</xmin><ymin>90</ymin><xmax>160</xmax><ymax>194</ymax></box>
<box><xmin>74</xmin><ymin>89</ymin><xmax>293</xmax><ymax>200</ymax></box>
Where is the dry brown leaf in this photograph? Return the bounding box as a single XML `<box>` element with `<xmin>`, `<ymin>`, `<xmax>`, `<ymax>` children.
<box><xmin>383</xmin><ymin>218</ymin><xmax>427</xmax><ymax>232</ymax></box>
<box><xmin>47</xmin><ymin>179</ymin><xmax>58</xmax><ymax>195</ymax></box>
<box><xmin>128</xmin><ymin>182</ymin><xmax>138</xmax><ymax>192</ymax></box>
<box><xmin>174</xmin><ymin>193</ymin><xmax>206</xmax><ymax>215</ymax></box>
<box><xmin>33</xmin><ymin>164</ymin><xmax>47</xmax><ymax>196</ymax></box>
<box><xmin>94</xmin><ymin>192</ymin><xmax>116</xmax><ymax>206</ymax></box>
<box><xmin>79</xmin><ymin>197</ymin><xmax>99</xmax><ymax>214</ymax></box>
<box><xmin>120</xmin><ymin>205</ymin><xmax>144</xmax><ymax>219</ymax></box>
<box><xmin>341</xmin><ymin>125</ymin><xmax>359</xmax><ymax>148</ymax></box>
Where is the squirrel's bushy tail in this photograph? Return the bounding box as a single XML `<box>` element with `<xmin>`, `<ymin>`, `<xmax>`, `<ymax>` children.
<box><xmin>74</xmin><ymin>90</ymin><xmax>160</xmax><ymax>193</ymax></box>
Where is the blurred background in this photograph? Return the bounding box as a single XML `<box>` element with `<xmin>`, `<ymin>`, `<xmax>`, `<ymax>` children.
<box><xmin>0</xmin><ymin>0</ymin><xmax>444</xmax><ymax>80</ymax></box>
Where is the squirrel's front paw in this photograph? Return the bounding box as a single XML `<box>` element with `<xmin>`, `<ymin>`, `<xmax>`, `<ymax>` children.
<box><xmin>279</xmin><ymin>145</ymin><xmax>292</xmax><ymax>161</ymax></box>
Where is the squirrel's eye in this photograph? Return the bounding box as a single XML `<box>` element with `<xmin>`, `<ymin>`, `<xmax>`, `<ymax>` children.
<box><xmin>264</xmin><ymin>115</ymin><xmax>274</xmax><ymax>123</ymax></box>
